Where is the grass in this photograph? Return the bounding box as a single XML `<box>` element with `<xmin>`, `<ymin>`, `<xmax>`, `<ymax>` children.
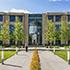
<box><xmin>0</xmin><ymin>51</ymin><xmax>16</xmax><ymax>63</ymax></box>
<box><xmin>54</xmin><ymin>50</ymin><xmax>67</xmax><ymax>61</ymax></box>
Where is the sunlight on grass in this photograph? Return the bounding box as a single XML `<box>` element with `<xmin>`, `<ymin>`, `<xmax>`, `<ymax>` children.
<box><xmin>0</xmin><ymin>51</ymin><xmax>16</xmax><ymax>63</ymax></box>
<box><xmin>54</xmin><ymin>50</ymin><xmax>67</xmax><ymax>61</ymax></box>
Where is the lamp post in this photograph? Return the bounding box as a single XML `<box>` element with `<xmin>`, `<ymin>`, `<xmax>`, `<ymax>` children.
<box><xmin>16</xmin><ymin>47</ymin><xmax>19</xmax><ymax>55</ymax></box>
<box><xmin>1</xmin><ymin>48</ymin><xmax>4</xmax><ymax>64</ymax></box>
<box><xmin>67</xmin><ymin>47</ymin><xmax>70</xmax><ymax>64</ymax></box>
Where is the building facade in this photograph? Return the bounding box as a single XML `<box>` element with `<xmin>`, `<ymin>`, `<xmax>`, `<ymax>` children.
<box><xmin>0</xmin><ymin>12</ymin><xmax>70</xmax><ymax>46</ymax></box>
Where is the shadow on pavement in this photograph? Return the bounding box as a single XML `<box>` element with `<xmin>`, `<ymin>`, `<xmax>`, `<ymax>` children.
<box><xmin>3</xmin><ymin>63</ymin><xmax>22</xmax><ymax>68</ymax></box>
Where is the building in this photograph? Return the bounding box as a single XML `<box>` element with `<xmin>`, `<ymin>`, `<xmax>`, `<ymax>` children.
<box><xmin>0</xmin><ymin>12</ymin><xmax>70</xmax><ymax>46</ymax></box>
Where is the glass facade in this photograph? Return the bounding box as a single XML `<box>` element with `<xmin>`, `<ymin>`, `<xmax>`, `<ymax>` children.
<box><xmin>28</xmin><ymin>14</ymin><xmax>42</xmax><ymax>45</ymax></box>
<box><xmin>55</xmin><ymin>15</ymin><xmax>61</xmax><ymax>22</ymax></box>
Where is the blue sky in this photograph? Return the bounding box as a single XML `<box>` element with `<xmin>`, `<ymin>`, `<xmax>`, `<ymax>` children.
<box><xmin>0</xmin><ymin>0</ymin><xmax>70</xmax><ymax>13</ymax></box>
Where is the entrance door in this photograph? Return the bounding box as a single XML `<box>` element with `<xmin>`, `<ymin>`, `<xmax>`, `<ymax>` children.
<box><xmin>28</xmin><ymin>18</ymin><xmax>42</xmax><ymax>45</ymax></box>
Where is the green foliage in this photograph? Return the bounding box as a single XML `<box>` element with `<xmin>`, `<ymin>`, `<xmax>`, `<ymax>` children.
<box><xmin>0</xmin><ymin>51</ymin><xmax>16</xmax><ymax>63</ymax></box>
<box><xmin>14</xmin><ymin>17</ymin><xmax>25</xmax><ymax>44</ymax></box>
<box><xmin>0</xmin><ymin>24</ymin><xmax>3</xmax><ymax>40</ymax></box>
<box><xmin>68</xmin><ymin>25</ymin><xmax>70</xmax><ymax>40</ymax></box>
<box><xmin>45</xmin><ymin>20</ymin><xmax>55</xmax><ymax>43</ymax></box>
<box><xmin>1</xmin><ymin>20</ymin><xmax>10</xmax><ymax>44</ymax></box>
<box><xmin>54</xmin><ymin>50</ymin><xmax>67</xmax><ymax>61</ymax></box>
<box><xmin>55</xmin><ymin>30</ymin><xmax>61</xmax><ymax>41</ymax></box>
<box><xmin>60</xmin><ymin>20</ymin><xmax>69</xmax><ymax>42</ymax></box>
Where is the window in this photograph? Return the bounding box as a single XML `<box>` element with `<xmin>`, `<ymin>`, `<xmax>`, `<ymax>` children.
<box><xmin>55</xmin><ymin>24</ymin><xmax>61</xmax><ymax>30</ymax></box>
<box><xmin>55</xmin><ymin>15</ymin><xmax>61</xmax><ymax>22</ymax></box>
<box><xmin>9</xmin><ymin>15</ymin><xmax>15</xmax><ymax>22</ymax></box>
<box><xmin>18</xmin><ymin>16</ymin><xmax>23</xmax><ymax>22</ymax></box>
<box><xmin>0</xmin><ymin>15</ymin><xmax>3</xmax><ymax>22</ymax></box>
<box><xmin>68</xmin><ymin>15</ymin><xmax>70</xmax><ymax>22</ymax></box>
<box><xmin>48</xmin><ymin>15</ymin><xmax>54</xmax><ymax>22</ymax></box>
<box><xmin>9</xmin><ymin>24</ymin><xmax>14</xmax><ymax>32</ymax></box>
<box><xmin>29</xmin><ymin>26</ymin><xmax>37</xmax><ymax>34</ymax></box>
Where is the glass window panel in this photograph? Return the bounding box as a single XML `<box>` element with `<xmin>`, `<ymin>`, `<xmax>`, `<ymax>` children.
<box><xmin>29</xmin><ymin>26</ymin><xmax>37</xmax><ymax>34</ymax></box>
<box><xmin>0</xmin><ymin>15</ymin><xmax>3</xmax><ymax>22</ymax></box>
<box><xmin>48</xmin><ymin>15</ymin><xmax>54</xmax><ymax>22</ymax></box>
<box><xmin>55</xmin><ymin>24</ymin><xmax>61</xmax><ymax>30</ymax></box>
<box><xmin>9</xmin><ymin>24</ymin><xmax>14</xmax><ymax>32</ymax></box>
<box><xmin>68</xmin><ymin>15</ymin><xmax>70</xmax><ymax>21</ymax></box>
<box><xmin>18</xmin><ymin>16</ymin><xmax>23</xmax><ymax>22</ymax></box>
<box><xmin>9</xmin><ymin>15</ymin><xmax>15</xmax><ymax>22</ymax></box>
<box><xmin>55</xmin><ymin>15</ymin><xmax>61</xmax><ymax>22</ymax></box>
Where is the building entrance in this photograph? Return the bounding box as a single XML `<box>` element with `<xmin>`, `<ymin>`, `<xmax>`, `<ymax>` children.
<box><xmin>28</xmin><ymin>14</ymin><xmax>42</xmax><ymax>45</ymax></box>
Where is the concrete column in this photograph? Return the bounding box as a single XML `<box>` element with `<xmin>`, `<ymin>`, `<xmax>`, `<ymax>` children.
<box><xmin>42</xmin><ymin>14</ymin><xmax>48</xmax><ymax>46</ymax></box>
<box><xmin>24</xmin><ymin>14</ymin><xmax>29</xmax><ymax>45</ymax></box>
<box><xmin>22</xmin><ymin>15</ymin><xmax>25</xmax><ymax>45</ymax></box>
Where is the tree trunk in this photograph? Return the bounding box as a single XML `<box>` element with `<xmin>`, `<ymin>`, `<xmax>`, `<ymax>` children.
<box><xmin>65</xmin><ymin>40</ymin><xmax>68</xmax><ymax>45</ymax></box>
<box><xmin>15</xmin><ymin>40</ymin><xmax>18</xmax><ymax>47</ymax></box>
<box><xmin>50</xmin><ymin>41</ymin><xmax>52</xmax><ymax>48</ymax></box>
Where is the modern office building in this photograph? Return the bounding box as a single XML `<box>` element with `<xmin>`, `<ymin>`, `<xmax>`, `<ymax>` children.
<box><xmin>0</xmin><ymin>12</ymin><xmax>70</xmax><ymax>46</ymax></box>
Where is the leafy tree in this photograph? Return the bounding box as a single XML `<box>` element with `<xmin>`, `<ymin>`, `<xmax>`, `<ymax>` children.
<box><xmin>60</xmin><ymin>16</ymin><xmax>69</xmax><ymax>45</ymax></box>
<box><xmin>0</xmin><ymin>23</ymin><xmax>3</xmax><ymax>46</ymax></box>
<box><xmin>0</xmin><ymin>24</ymin><xmax>2</xmax><ymax>41</ymax></box>
<box><xmin>9</xmin><ymin>25</ymin><xmax>15</xmax><ymax>45</ymax></box>
<box><xmin>14</xmin><ymin>17</ymin><xmax>25</xmax><ymax>47</ymax></box>
<box><xmin>45</xmin><ymin>20</ymin><xmax>55</xmax><ymax>47</ymax></box>
<box><xmin>68</xmin><ymin>24</ymin><xmax>70</xmax><ymax>45</ymax></box>
<box><xmin>2</xmin><ymin>19</ymin><xmax>10</xmax><ymax>47</ymax></box>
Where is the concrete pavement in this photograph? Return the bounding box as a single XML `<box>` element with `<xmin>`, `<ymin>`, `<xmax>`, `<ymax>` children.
<box><xmin>39</xmin><ymin>51</ymin><xmax>70</xmax><ymax>70</ymax></box>
<box><xmin>0</xmin><ymin>49</ymin><xmax>70</xmax><ymax>70</ymax></box>
<box><xmin>0</xmin><ymin>51</ymin><xmax>32</xmax><ymax>70</ymax></box>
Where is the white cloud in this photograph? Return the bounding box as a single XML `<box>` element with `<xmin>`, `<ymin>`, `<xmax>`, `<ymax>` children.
<box><xmin>1</xmin><ymin>8</ymin><xmax>31</xmax><ymax>13</ymax></box>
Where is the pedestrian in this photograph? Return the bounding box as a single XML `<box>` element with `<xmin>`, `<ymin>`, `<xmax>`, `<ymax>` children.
<box><xmin>25</xmin><ymin>43</ymin><xmax>28</xmax><ymax>52</ymax></box>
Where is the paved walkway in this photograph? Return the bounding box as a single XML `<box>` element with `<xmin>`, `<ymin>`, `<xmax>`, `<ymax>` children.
<box><xmin>0</xmin><ymin>51</ymin><xmax>32</xmax><ymax>70</ymax></box>
<box><xmin>39</xmin><ymin>51</ymin><xmax>70</xmax><ymax>70</ymax></box>
<box><xmin>0</xmin><ymin>50</ymin><xmax>70</xmax><ymax>70</ymax></box>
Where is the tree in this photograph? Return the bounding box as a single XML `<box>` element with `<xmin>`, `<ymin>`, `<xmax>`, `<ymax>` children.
<box><xmin>68</xmin><ymin>24</ymin><xmax>70</xmax><ymax>45</ymax></box>
<box><xmin>2</xmin><ymin>19</ymin><xmax>10</xmax><ymax>47</ymax></box>
<box><xmin>9</xmin><ymin>24</ymin><xmax>15</xmax><ymax>45</ymax></box>
<box><xmin>14</xmin><ymin>17</ymin><xmax>25</xmax><ymax>47</ymax></box>
<box><xmin>60</xmin><ymin>16</ymin><xmax>69</xmax><ymax>45</ymax></box>
<box><xmin>0</xmin><ymin>24</ymin><xmax>3</xmax><ymax>46</ymax></box>
<box><xmin>45</xmin><ymin>20</ymin><xmax>55</xmax><ymax>47</ymax></box>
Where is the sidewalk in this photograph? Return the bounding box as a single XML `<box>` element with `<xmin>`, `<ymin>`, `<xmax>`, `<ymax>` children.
<box><xmin>0</xmin><ymin>50</ymin><xmax>70</xmax><ymax>70</ymax></box>
<box><xmin>0</xmin><ymin>51</ymin><xmax>32</xmax><ymax>70</ymax></box>
<box><xmin>39</xmin><ymin>51</ymin><xmax>70</xmax><ymax>70</ymax></box>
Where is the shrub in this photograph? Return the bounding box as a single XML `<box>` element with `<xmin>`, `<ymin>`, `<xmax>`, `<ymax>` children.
<box><xmin>30</xmin><ymin>49</ymin><xmax>41</xmax><ymax>70</ymax></box>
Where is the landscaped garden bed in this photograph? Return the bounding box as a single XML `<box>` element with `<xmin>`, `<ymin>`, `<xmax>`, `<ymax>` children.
<box><xmin>30</xmin><ymin>49</ymin><xmax>41</xmax><ymax>70</ymax></box>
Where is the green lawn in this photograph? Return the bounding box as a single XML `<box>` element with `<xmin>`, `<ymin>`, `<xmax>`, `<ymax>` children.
<box><xmin>54</xmin><ymin>50</ymin><xmax>67</xmax><ymax>61</ymax></box>
<box><xmin>0</xmin><ymin>51</ymin><xmax>16</xmax><ymax>63</ymax></box>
